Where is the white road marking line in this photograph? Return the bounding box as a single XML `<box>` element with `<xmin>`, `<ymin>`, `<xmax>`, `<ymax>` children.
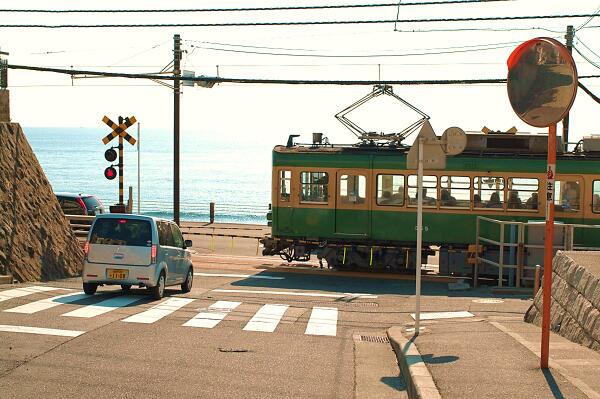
<box><xmin>212</xmin><ymin>289</ymin><xmax>377</xmax><ymax>299</ymax></box>
<box><xmin>62</xmin><ymin>295</ymin><xmax>143</xmax><ymax>318</ymax></box>
<box><xmin>0</xmin><ymin>324</ymin><xmax>84</xmax><ymax>337</ymax></box>
<box><xmin>122</xmin><ymin>297</ymin><xmax>195</xmax><ymax>324</ymax></box>
<box><xmin>183</xmin><ymin>301</ymin><xmax>241</xmax><ymax>328</ymax></box>
<box><xmin>194</xmin><ymin>273</ymin><xmax>284</xmax><ymax>280</ymax></box>
<box><xmin>243</xmin><ymin>304</ymin><xmax>289</xmax><ymax>333</ymax></box>
<box><xmin>4</xmin><ymin>292</ymin><xmax>87</xmax><ymax>314</ymax></box>
<box><xmin>305</xmin><ymin>307</ymin><xmax>338</xmax><ymax>336</ymax></box>
<box><xmin>0</xmin><ymin>286</ymin><xmax>61</xmax><ymax>303</ymax></box>
<box><xmin>410</xmin><ymin>311</ymin><xmax>474</xmax><ymax>320</ymax></box>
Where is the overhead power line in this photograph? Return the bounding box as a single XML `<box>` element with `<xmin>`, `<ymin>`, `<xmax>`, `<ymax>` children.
<box><xmin>0</xmin><ymin>1</ymin><xmax>511</xmax><ymax>13</ymax></box>
<box><xmin>574</xmin><ymin>46</ymin><xmax>600</xmax><ymax>71</ymax></box>
<box><xmin>186</xmin><ymin>40</ymin><xmax>536</xmax><ymax>58</ymax></box>
<box><xmin>576</xmin><ymin>4</ymin><xmax>600</xmax><ymax>30</ymax></box>
<box><xmin>0</xmin><ymin>14</ymin><xmax>598</xmax><ymax>29</ymax></box>
<box><xmin>7</xmin><ymin>63</ymin><xmax>600</xmax><ymax>85</ymax></box>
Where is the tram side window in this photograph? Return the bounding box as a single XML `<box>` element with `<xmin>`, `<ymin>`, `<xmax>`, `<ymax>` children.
<box><xmin>377</xmin><ymin>174</ymin><xmax>404</xmax><ymax>206</ymax></box>
<box><xmin>555</xmin><ymin>180</ymin><xmax>580</xmax><ymax>212</ymax></box>
<box><xmin>440</xmin><ymin>176</ymin><xmax>470</xmax><ymax>208</ymax></box>
<box><xmin>339</xmin><ymin>175</ymin><xmax>366</xmax><ymax>204</ymax></box>
<box><xmin>593</xmin><ymin>180</ymin><xmax>600</xmax><ymax>213</ymax></box>
<box><xmin>279</xmin><ymin>170</ymin><xmax>292</xmax><ymax>202</ymax></box>
<box><xmin>473</xmin><ymin>177</ymin><xmax>505</xmax><ymax>209</ymax></box>
<box><xmin>507</xmin><ymin>177</ymin><xmax>539</xmax><ymax>210</ymax></box>
<box><xmin>408</xmin><ymin>175</ymin><xmax>438</xmax><ymax>206</ymax></box>
<box><xmin>300</xmin><ymin>171</ymin><xmax>328</xmax><ymax>203</ymax></box>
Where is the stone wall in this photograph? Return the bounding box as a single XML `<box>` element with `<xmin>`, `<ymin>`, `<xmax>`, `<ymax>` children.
<box><xmin>0</xmin><ymin>122</ymin><xmax>83</xmax><ymax>281</ymax></box>
<box><xmin>525</xmin><ymin>251</ymin><xmax>600</xmax><ymax>352</ymax></box>
<box><xmin>0</xmin><ymin>90</ymin><xmax>9</xmax><ymax>122</ymax></box>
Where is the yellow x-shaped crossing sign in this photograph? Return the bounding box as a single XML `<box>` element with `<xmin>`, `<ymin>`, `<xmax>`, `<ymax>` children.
<box><xmin>101</xmin><ymin>116</ymin><xmax>137</xmax><ymax>145</ymax></box>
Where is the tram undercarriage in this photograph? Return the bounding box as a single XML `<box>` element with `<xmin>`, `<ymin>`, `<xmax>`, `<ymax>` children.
<box><xmin>261</xmin><ymin>237</ymin><xmax>436</xmax><ymax>272</ymax></box>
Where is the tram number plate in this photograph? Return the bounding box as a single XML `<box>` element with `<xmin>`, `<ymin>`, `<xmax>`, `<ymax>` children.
<box><xmin>108</xmin><ymin>269</ymin><xmax>128</xmax><ymax>279</ymax></box>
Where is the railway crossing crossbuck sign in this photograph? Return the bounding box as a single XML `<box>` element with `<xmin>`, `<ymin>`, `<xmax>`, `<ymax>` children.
<box><xmin>101</xmin><ymin>115</ymin><xmax>137</xmax><ymax>208</ymax></box>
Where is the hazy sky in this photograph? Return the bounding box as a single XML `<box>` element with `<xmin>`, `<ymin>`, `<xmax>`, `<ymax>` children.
<box><xmin>2</xmin><ymin>0</ymin><xmax>600</xmax><ymax>146</ymax></box>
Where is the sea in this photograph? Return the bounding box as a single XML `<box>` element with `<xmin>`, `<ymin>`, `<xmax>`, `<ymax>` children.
<box><xmin>25</xmin><ymin>127</ymin><xmax>281</xmax><ymax>225</ymax></box>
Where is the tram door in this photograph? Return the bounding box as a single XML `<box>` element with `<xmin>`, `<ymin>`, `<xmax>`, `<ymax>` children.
<box><xmin>335</xmin><ymin>171</ymin><xmax>370</xmax><ymax>237</ymax></box>
<box><xmin>276</xmin><ymin>170</ymin><xmax>293</xmax><ymax>233</ymax></box>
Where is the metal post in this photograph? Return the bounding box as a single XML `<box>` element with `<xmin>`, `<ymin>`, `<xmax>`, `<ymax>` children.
<box><xmin>499</xmin><ymin>223</ymin><xmax>505</xmax><ymax>287</ymax></box>
<box><xmin>173</xmin><ymin>34</ymin><xmax>182</xmax><ymax>225</ymax></box>
<box><xmin>118</xmin><ymin>116</ymin><xmax>124</xmax><ymax>205</ymax></box>
<box><xmin>474</xmin><ymin>217</ymin><xmax>480</xmax><ymax>288</ymax></box>
<box><xmin>210</xmin><ymin>202</ymin><xmax>215</xmax><ymax>224</ymax></box>
<box><xmin>137</xmin><ymin>122</ymin><xmax>141</xmax><ymax>214</ymax></box>
<box><xmin>541</xmin><ymin>123</ymin><xmax>557</xmax><ymax>369</ymax></box>
<box><xmin>415</xmin><ymin>137</ymin><xmax>424</xmax><ymax>335</ymax></box>
<box><xmin>517</xmin><ymin>224</ymin><xmax>524</xmax><ymax>288</ymax></box>
<box><xmin>563</xmin><ymin>25</ymin><xmax>574</xmax><ymax>151</ymax></box>
<box><xmin>128</xmin><ymin>186</ymin><xmax>133</xmax><ymax>213</ymax></box>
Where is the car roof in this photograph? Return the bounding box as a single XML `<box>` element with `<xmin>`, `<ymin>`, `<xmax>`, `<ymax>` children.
<box><xmin>94</xmin><ymin>214</ymin><xmax>171</xmax><ymax>223</ymax></box>
<box><xmin>55</xmin><ymin>192</ymin><xmax>94</xmax><ymax>198</ymax></box>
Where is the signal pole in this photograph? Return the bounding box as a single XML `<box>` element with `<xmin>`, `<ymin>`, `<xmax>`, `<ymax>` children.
<box><xmin>118</xmin><ymin>116</ymin><xmax>124</xmax><ymax>206</ymax></box>
<box><xmin>563</xmin><ymin>25</ymin><xmax>574</xmax><ymax>151</ymax></box>
<box><xmin>173</xmin><ymin>34</ymin><xmax>182</xmax><ymax>225</ymax></box>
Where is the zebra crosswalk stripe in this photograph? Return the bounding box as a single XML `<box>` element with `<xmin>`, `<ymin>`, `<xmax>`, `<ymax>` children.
<box><xmin>62</xmin><ymin>295</ymin><xmax>143</xmax><ymax>318</ymax></box>
<box><xmin>182</xmin><ymin>300</ymin><xmax>241</xmax><ymax>329</ymax></box>
<box><xmin>0</xmin><ymin>286</ymin><xmax>61</xmax><ymax>303</ymax></box>
<box><xmin>122</xmin><ymin>297</ymin><xmax>195</xmax><ymax>324</ymax></box>
<box><xmin>243</xmin><ymin>304</ymin><xmax>289</xmax><ymax>333</ymax></box>
<box><xmin>305</xmin><ymin>307</ymin><xmax>338</xmax><ymax>337</ymax></box>
<box><xmin>0</xmin><ymin>324</ymin><xmax>85</xmax><ymax>337</ymax></box>
<box><xmin>4</xmin><ymin>292</ymin><xmax>87</xmax><ymax>314</ymax></box>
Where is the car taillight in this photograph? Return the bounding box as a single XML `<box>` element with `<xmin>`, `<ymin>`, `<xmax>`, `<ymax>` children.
<box><xmin>76</xmin><ymin>197</ymin><xmax>88</xmax><ymax>215</ymax></box>
<box><xmin>151</xmin><ymin>244</ymin><xmax>157</xmax><ymax>263</ymax></box>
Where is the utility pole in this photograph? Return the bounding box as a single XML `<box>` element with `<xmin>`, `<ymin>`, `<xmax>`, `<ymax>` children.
<box><xmin>563</xmin><ymin>25</ymin><xmax>574</xmax><ymax>151</ymax></box>
<box><xmin>173</xmin><ymin>34</ymin><xmax>182</xmax><ymax>225</ymax></box>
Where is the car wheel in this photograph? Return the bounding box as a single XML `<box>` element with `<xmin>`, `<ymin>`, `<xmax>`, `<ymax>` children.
<box><xmin>121</xmin><ymin>284</ymin><xmax>132</xmax><ymax>292</ymax></box>
<box><xmin>149</xmin><ymin>272</ymin><xmax>165</xmax><ymax>300</ymax></box>
<box><xmin>181</xmin><ymin>268</ymin><xmax>193</xmax><ymax>293</ymax></box>
<box><xmin>83</xmin><ymin>283</ymin><xmax>97</xmax><ymax>295</ymax></box>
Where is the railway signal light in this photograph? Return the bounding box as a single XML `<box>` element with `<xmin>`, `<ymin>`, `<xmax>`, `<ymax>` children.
<box><xmin>104</xmin><ymin>148</ymin><xmax>117</xmax><ymax>162</ymax></box>
<box><xmin>104</xmin><ymin>166</ymin><xmax>117</xmax><ymax>180</ymax></box>
<box><xmin>104</xmin><ymin>147</ymin><xmax>118</xmax><ymax>180</ymax></box>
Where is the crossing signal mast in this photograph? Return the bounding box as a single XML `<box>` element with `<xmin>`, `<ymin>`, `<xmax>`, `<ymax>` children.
<box><xmin>101</xmin><ymin>115</ymin><xmax>137</xmax><ymax>212</ymax></box>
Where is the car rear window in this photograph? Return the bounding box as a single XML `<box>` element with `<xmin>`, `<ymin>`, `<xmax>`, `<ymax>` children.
<box><xmin>59</xmin><ymin>198</ymin><xmax>85</xmax><ymax>215</ymax></box>
<box><xmin>82</xmin><ymin>196</ymin><xmax>102</xmax><ymax>213</ymax></box>
<box><xmin>89</xmin><ymin>219</ymin><xmax>152</xmax><ymax>247</ymax></box>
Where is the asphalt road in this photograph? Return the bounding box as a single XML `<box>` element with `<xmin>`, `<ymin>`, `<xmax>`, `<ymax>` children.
<box><xmin>0</xmin><ymin>253</ymin><xmax>533</xmax><ymax>399</ymax></box>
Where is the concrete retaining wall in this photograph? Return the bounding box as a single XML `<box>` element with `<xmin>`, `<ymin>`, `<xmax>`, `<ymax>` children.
<box><xmin>0</xmin><ymin>122</ymin><xmax>83</xmax><ymax>281</ymax></box>
<box><xmin>524</xmin><ymin>251</ymin><xmax>600</xmax><ymax>352</ymax></box>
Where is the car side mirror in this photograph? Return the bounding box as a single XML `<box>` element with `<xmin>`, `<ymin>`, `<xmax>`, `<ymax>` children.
<box><xmin>184</xmin><ymin>239</ymin><xmax>193</xmax><ymax>248</ymax></box>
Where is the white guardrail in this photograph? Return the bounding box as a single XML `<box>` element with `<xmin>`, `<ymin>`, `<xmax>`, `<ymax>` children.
<box><xmin>475</xmin><ymin>216</ymin><xmax>600</xmax><ymax>288</ymax></box>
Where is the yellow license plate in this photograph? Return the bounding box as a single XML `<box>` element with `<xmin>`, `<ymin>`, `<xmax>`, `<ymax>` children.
<box><xmin>108</xmin><ymin>269</ymin><xmax>128</xmax><ymax>279</ymax></box>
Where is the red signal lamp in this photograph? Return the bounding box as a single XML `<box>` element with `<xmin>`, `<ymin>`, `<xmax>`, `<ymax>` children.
<box><xmin>104</xmin><ymin>166</ymin><xmax>117</xmax><ymax>180</ymax></box>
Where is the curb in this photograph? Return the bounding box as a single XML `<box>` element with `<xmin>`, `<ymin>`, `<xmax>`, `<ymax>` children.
<box><xmin>387</xmin><ymin>326</ymin><xmax>441</xmax><ymax>399</ymax></box>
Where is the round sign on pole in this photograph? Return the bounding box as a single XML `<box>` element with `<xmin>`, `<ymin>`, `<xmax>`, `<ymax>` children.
<box><xmin>441</xmin><ymin>127</ymin><xmax>467</xmax><ymax>155</ymax></box>
<box><xmin>507</xmin><ymin>37</ymin><xmax>578</xmax><ymax>128</ymax></box>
